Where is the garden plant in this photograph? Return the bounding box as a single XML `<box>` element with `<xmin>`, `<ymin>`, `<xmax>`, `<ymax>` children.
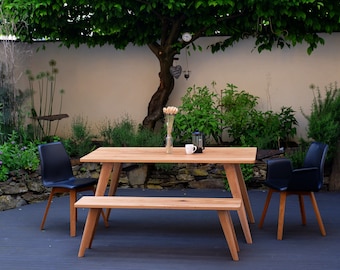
<box><xmin>174</xmin><ymin>82</ymin><xmax>298</xmax><ymax>150</ymax></box>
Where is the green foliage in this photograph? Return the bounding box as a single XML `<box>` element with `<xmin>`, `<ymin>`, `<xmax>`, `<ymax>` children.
<box><xmin>285</xmin><ymin>141</ymin><xmax>310</xmax><ymax>169</ymax></box>
<box><xmin>63</xmin><ymin>115</ymin><xmax>95</xmax><ymax>158</ymax></box>
<box><xmin>175</xmin><ymin>83</ymin><xmax>298</xmax><ymax>149</ymax></box>
<box><xmin>241</xmin><ymin>164</ymin><xmax>255</xmax><ymax>183</ymax></box>
<box><xmin>221</xmin><ymin>84</ymin><xmax>259</xmax><ymax>145</ymax></box>
<box><xmin>302</xmin><ymin>83</ymin><xmax>340</xmax><ymax>161</ymax></box>
<box><xmin>237</xmin><ymin>107</ymin><xmax>297</xmax><ymax>149</ymax></box>
<box><xmin>99</xmin><ymin>116</ymin><xmax>163</xmax><ymax>147</ymax></box>
<box><xmin>0</xmin><ymin>81</ymin><xmax>29</xmax><ymax>144</ymax></box>
<box><xmin>220</xmin><ymin>84</ymin><xmax>297</xmax><ymax>148</ymax></box>
<box><xmin>223</xmin><ymin>164</ymin><xmax>255</xmax><ymax>190</ymax></box>
<box><xmin>174</xmin><ymin>84</ymin><xmax>221</xmax><ymax>144</ymax></box>
<box><xmin>278</xmin><ymin>106</ymin><xmax>298</xmax><ymax>146</ymax></box>
<box><xmin>0</xmin><ymin>131</ymin><xmax>40</xmax><ymax>181</ymax></box>
<box><xmin>4</xmin><ymin>1</ymin><xmax>340</xmax><ymax>54</ymax></box>
<box><xmin>238</xmin><ymin>110</ymin><xmax>281</xmax><ymax>149</ymax></box>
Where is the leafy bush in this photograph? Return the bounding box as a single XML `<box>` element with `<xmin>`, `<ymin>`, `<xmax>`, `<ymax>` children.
<box><xmin>99</xmin><ymin>116</ymin><xmax>163</xmax><ymax>147</ymax></box>
<box><xmin>174</xmin><ymin>83</ymin><xmax>298</xmax><ymax>149</ymax></box>
<box><xmin>174</xmin><ymin>84</ymin><xmax>222</xmax><ymax>144</ymax></box>
<box><xmin>221</xmin><ymin>83</ymin><xmax>259</xmax><ymax>144</ymax></box>
<box><xmin>0</xmin><ymin>131</ymin><xmax>40</xmax><ymax>181</ymax></box>
<box><xmin>302</xmin><ymin>83</ymin><xmax>340</xmax><ymax>161</ymax></box>
<box><xmin>221</xmin><ymin>84</ymin><xmax>297</xmax><ymax>148</ymax></box>
<box><xmin>63</xmin><ymin>115</ymin><xmax>95</xmax><ymax>158</ymax></box>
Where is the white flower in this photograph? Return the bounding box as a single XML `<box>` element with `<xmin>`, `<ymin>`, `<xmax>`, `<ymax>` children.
<box><xmin>163</xmin><ymin>106</ymin><xmax>178</xmax><ymax>115</ymax></box>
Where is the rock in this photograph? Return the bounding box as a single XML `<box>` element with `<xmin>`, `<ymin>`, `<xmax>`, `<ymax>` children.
<box><xmin>0</xmin><ymin>195</ymin><xmax>27</xmax><ymax>211</ymax></box>
<box><xmin>26</xmin><ymin>178</ymin><xmax>45</xmax><ymax>193</ymax></box>
<box><xmin>126</xmin><ymin>164</ymin><xmax>149</xmax><ymax>187</ymax></box>
<box><xmin>0</xmin><ymin>161</ymin><xmax>261</xmax><ymax>211</ymax></box>
<box><xmin>0</xmin><ymin>180</ymin><xmax>28</xmax><ymax>194</ymax></box>
<box><xmin>189</xmin><ymin>179</ymin><xmax>225</xmax><ymax>189</ymax></box>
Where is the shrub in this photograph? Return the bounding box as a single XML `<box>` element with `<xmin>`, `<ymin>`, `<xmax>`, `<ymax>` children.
<box><xmin>302</xmin><ymin>83</ymin><xmax>340</xmax><ymax>161</ymax></box>
<box><xmin>174</xmin><ymin>84</ymin><xmax>222</xmax><ymax>145</ymax></box>
<box><xmin>63</xmin><ymin>115</ymin><xmax>96</xmax><ymax>158</ymax></box>
<box><xmin>175</xmin><ymin>82</ymin><xmax>298</xmax><ymax>149</ymax></box>
<box><xmin>99</xmin><ymin>116</ymin><xmax>163</xmax><ymax>147</ymax></box>
<box><xmin>0</xmin><ymin>131</ymin><xmax>40</xmax><ymax>181</ymax></box>
<box><xmin>221</xmin><ymin>83</ymin><xmax>259</xmax><ymax>144</ymax></box>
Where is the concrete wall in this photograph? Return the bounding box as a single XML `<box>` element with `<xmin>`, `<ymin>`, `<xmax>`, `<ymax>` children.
<box><xmin>16</xmin><ymin>33</ymin><xmax>340</xmax><ymax>140</ymax></box>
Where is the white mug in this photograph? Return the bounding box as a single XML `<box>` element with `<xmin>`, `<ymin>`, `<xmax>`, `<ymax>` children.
<box><xmin>185</xmin><ymin>144</ymin><xmax>197</xmax><ymax>154</ymax></box>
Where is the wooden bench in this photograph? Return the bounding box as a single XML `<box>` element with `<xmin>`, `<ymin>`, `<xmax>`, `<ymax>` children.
<box><xmin>75</xmin><ymin>196</ymin><xmax>242</xmax><ymax>261</ymax></box>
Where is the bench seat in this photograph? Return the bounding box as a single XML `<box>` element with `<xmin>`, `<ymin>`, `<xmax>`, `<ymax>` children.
<box><xmin>75</xmin><ymin>196</ymin><xmax>242</xmax><ymax>261</ymax></box>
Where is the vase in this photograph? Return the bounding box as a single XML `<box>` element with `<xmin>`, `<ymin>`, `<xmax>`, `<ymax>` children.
<box><xmin>165</xmin><ymin>136</ymin><xmax>173</xmax><ymax>154</ymax></box>
<box><xmin>165</xmin><ymin>114</ymin><xmax>175</xmax><ymax>153</ymax></box>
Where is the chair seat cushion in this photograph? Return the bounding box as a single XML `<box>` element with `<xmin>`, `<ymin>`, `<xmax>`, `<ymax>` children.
<box><xmin>43</xmin><ymin>177</ymin><xmax>97</xmax><ymax>189</ymax></box>
<box><xmin>264</xmin><ymin>178</ymin><xmax>289</xmax><ymax>191</ymax></box>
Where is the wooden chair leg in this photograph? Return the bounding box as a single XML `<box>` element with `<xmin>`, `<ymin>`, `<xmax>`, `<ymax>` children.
<box><xmin>277</xmin><ymin>191</ymin><xmax>287</xmax><ymax>240</ymax></box>
<box><xmin>309</xmin><ymin>192</ymin><xmax>326</xmax><ymax>236</ymax></box>
<box><xmin>40</xmin><ymin>188</ymin><xmax>56</xmax><ymax>230</ymax></box>
<box><xmin>70</xmin><ymin>190</ymin><xmax>77</xmax><ymax>237</ymax></box>
<box><xmin>298</xmin><ymin>194</ymin><xmax>307</xmax><ymax>225</ymax></box>
<box><xmin>258</xmin><ymin>189</ymin><xmax>273</xmax><ymax>228</ymax></box>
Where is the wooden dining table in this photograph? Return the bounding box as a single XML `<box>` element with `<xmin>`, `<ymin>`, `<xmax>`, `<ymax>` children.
<box><xmin>78</xmin><ymin>146</ymin><xmax>257</xmax><ymax>252</ymax></box>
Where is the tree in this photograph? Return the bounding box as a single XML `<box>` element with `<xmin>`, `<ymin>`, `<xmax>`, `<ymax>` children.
<box><xmin>3</xmin><ymin>0</ymin><xmax>340</xmax><ymax>129</ymax></box>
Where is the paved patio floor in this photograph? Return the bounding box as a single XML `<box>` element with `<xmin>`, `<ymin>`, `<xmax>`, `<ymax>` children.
<box><xmin>1</xmin><ymin>188</ymin><xmax>339</xmax><ymax>270</ymax></box>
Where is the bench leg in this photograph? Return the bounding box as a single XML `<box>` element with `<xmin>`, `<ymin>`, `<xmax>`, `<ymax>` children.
<box><xmin>78</xmin><ymin>208</ymin><xmax>101</xmax><ymax>257</ymax></box>
<box><xmin>217</xmin><ymin>210</ymin><xmax>239</xmax><ymax>261</ymax></box>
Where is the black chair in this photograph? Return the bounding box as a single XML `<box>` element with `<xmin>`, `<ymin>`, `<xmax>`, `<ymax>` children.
<box><xmin>38</xmin><ymin>142</ymin><xmax>100</xmax><ymax>237</ymax></box>
<box><xmin>258</xmin><ymin>142</ymin><xmax>328</xmax><ymax>240</ymax></box>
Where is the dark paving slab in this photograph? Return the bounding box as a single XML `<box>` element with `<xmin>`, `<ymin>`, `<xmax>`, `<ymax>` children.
<box><xmin>0</xmin><ymin>188</ymin><xmax>339</xmax><ymax>270</ymax></box>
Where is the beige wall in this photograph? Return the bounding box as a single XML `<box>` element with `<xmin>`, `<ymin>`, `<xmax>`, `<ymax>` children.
<box><xmin>17</xmin><ymin>33</ymin><xmax>340</xmax><ymax>140</ymax></box>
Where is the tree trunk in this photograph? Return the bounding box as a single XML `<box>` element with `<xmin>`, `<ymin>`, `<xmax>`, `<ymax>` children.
<box><xmin>142</xmin><ymin>46</ymin><xmax>175</xmax><ymax>130</ymax></box>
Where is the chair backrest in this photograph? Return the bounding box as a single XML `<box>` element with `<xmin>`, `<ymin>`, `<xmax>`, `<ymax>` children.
<box><xmin>38</xmin><ymin>142</ymin><xmax>74</xmax><ymax>185</ymax></box>
<box><xmin>303</xmin><ymin>141</ymin><xmax>328</xmax><ymax>189</ymax></box>
<box><xmin>303</xmin><ymin>142</ymin><xmax>328</xmax><ymax>168</ymax></box>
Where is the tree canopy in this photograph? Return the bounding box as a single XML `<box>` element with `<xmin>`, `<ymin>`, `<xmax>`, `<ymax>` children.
<box><xmin>3</xmin><ymin>0</ymin><xmax>340</xmax><ymax>128</ymax></box>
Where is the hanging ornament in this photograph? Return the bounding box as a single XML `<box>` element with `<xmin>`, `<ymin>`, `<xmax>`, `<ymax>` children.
<box><xmin>170</xmin><ymin>56</ymin><xmax>182</xmax><ymax>79</ymax></box>
<box><xmin>183</xmin><ymin>70</ymin><xmax>191</xmax><ymax>80</ymax></box>
<box><xmin>183</xmin><ymin>47</ymin><xmax>191</xmax><ymax>80</ymax></box>
<box><xmin>170</xmin><ymin>65</ymin><xmax>182</xmax><ymax>79</ymax></box>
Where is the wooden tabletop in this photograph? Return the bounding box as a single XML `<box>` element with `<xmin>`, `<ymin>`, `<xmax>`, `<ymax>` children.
<box><xmin>80</xmin><ymin>147</ymin><xmax>257</xmax><ymax>164</ymax></box>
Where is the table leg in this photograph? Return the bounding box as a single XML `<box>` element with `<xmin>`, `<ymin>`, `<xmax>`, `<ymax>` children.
<box><xmin>223</xmin><ymin>164</ymin><xmax>253</xmax><ymax>244</ymax></box>
<box><xmin>107</xmin><ymin>163</ymin><xmax>122</xmax><ymax>196</ymax></box>
<box><xmin>105</xmin><ymin>163</ymin><xmax>122</xmax><ymax>220</ymax></box>
<box><xmin>235</xmin><ymin>164</ymin><xmax>255</xmax><ymax>223</ymax></box>
<box><xmin>95</xmin><ymin>163</ymin><xmax>114</xmax><ymax>196</ymax></box>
